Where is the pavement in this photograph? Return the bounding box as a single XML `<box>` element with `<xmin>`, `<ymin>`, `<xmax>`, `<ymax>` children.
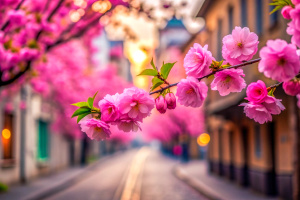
<box><xmin>174</xmin><ymin>160</ymin><xmax>279</xmax><ymax>200</ymax></box>
<box><xmin>0</xmin><ymin>150</ymin><xmax>125</xmax><ymax>200</ymax></box>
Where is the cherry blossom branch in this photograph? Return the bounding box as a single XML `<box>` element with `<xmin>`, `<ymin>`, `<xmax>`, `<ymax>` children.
<box><xmin>267</xmin><ymin>73</ymin><xmax>300</xmax><ymax>91</ymax></box>
<box><xmin>0</xmin><ymin>0</ymin><xmax>26</xmax><ymax>30</ymax></box>
<box><xmin>150</xmin><ymin>58</ymin><xmax>262</xmax><ymax>95</ymax></box>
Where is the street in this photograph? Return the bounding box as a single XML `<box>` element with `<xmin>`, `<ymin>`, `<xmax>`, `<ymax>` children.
<box><xmin>45</xmin><ymin>148</ymin><xmax>207</xmax><ymax>200</ymax></box>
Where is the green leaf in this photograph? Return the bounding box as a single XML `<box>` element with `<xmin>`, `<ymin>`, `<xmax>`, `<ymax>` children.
<box><xmin>151</xmin><ymin>77</ymin><xmax>164</xmax><ymax>91</ymax></box>
<box><xmin>88</xmin><ymin>97</ymin><xmax>94</xmax><ymax>108</ymax></box>
<box><xmin>150</xmin><ymin>58</ymin><xmax>156</xmax><ymax>70</ymax></box>
<box><xmin>268</xmin><ymin>87</ymin><xmax>276</xmax><ymax>96</ymax></box>
<box><xmin>72</xmin><ymin>107</ymin><xmax>91</xmax><ymax>118</ymax></box>
<box><xmin>138</xmin><ymin>69</ymin><xmax>158</xmax><ymax>76</ymax></box>
<box><xmin>161</xmin><ymin>62</ymin><xmax>176</xmax><ymax>79</ymax></box>
<box><xmin>71</xmin><ymin>102</ymin><xmax>89</xmax><ymax>108</ymax></box>
<box><xmin>77</xmin><ymin>113</ymin><xmax>90</xmax><ymax>123</ymax></box>
<box><xmin>92</xmin><ymin>91</ymin><xmax>98</xmax><ymax>100</ymax></box>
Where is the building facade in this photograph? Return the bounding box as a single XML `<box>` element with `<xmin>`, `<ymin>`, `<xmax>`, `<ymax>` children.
<box><xmin>0</xmin><ymin>85</ymin><xmax>102</xmax><ymax>185</ymax></box>
<box><xmin>182</xmin><ymin>0</ymin><xmax>300</xmax><ymax>199</ymax></box>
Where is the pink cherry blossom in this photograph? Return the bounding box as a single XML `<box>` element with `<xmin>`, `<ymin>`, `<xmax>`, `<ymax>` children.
<box><xmin>282</xmin><ymin>6</ymin><xmax>293</xmax><ymax>20</ymax></box>
<box><xmin>183</xmin><ymin>43</ymin><xmax>214</xmax><ymax>78</ymax></box>
<box><xmin>165</xmin><ymin>92</ymin><xmax>176</xmax><ymax>109</ymax></box>
<box><xmin>114</xmin><ymin>116</ymin><xmax>141</xmax><ymax>132</ymax></box>
<box><xmin>287</xmin><ymin>5</ymin><xmax>300</xmax><ymax>47</ymax></box>
<box><xmin>155</xmin><ymin>96</ymin><xmax>167</xmax><ymax>114</ymax></box>
<box><xmin>176</xmin><ymin>77</ymin><xmax>208</xmax><ymax>108</ymax></box>
<box><xmin>259</xmin><ymin>39</ymin><xmax>300</xmax><ymax>82</ymax></box>
<box><xmin>211</xmin><ymin>68</ymin><xmax>246</xmax><ymax>96</ymax></box>
<box><xmin>118</xmin><ymin>87</ymin><xmax>155</xmax><ymax>121</ymax></box>
<box><xmin>8</xmin><ymin>10</ymin><xmax>26</xmax><ymax>26</ymax></box>
<box><xmin>283</xmin><ymin>80</ymin><xmax>300</xmax><ymax>96</ymax></box>
<box><xmin>98</xmin><ymin>93</ymin><xmax>120</xmax><ymax>122</ymax></box>
<box><xmin>79</xmin><ymin>118</ymin><xmax>111</xmax><ymax>141</ymax></box>
<box><xmin>240</xmin><ymin>102</ymin><xmax>272</xmax><ymax>124</ymax></box>
<box><xmin>222</xmin><ymin>26</ymin><xmax>259</xmax><ymax>65</ymax></box>
<box><xmin>262</xmin><ymin>96</ymin><xmax>285</xmax><ymax>115</ymax></box>
<box><xmin>246</xmin><ymin>80</ymin><xmax>268</xmax><ymax>103</ymax></box>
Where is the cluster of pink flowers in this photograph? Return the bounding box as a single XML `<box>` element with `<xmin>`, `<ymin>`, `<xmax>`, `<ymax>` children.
<box><xmin>80</xmin><ymin>87</ymin><xmax>155</xmax><ymax>141</ymax></box>
<box><xmin>240</xmin><ymin>80</ymin><xmax>285</xmax><ymax>124</ymax></box>
<box><xmin>155</xmin><ymin>92</ymin><xmax>176</xmax><ymax>114</ymax></box>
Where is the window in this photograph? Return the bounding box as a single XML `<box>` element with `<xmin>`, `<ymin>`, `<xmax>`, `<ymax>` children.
<box><xmin>228</xmin><ymin>6</ymin><xmax>234</xmax><ymax>33</ymax></box>
<box><xmin>255</xmin><ymin>125</ymin><xmax>261</xmax><ymax>158</ymax></box>
<box><xmin>37</xmin><ymin>120</ymin><xmax>49</xmax><ymax>162</ymax></box>
<box><xmin>2</xmin><ymin>113</ymin><xmax>14</xmax><ymax>160</ymax></box>
<box><xmin>256</xmin><ymin>0</ymin><xmax>263</xmax><ymax>34</ymax></box>
<box><xmin>269</xmin><ymin>5</ymin><xmax>278</xmax><ymax>27</ymax></box>
<box><xmin>217</xmin><ymin>19</ymin><xmax>223</xmax><ymax>60</ymax></box>
<box><xmin>241</xmin><ymin>0</ymin><xmax>247</xmax><ymax>27</ymax></box>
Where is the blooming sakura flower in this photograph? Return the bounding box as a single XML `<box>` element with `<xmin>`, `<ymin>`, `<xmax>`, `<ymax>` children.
<box><xmin>240</xmin><ymin>102</ymin><xmax>272</xmax><ymax>124</ymax></box>
<box><xmin>246</xmin><ymin>80</ymin><xmax>268</xmax><ymax>103</ymax></box>
<box><xmin>262</xmin><ymin>96</ymin><xmax>285</xmax><ymax>115</ymax></box>
<box><xmin>115</xmin><ymin>116</ymin><xmax>141</xmax><ymax>132</ymax></box>
<box><xmin>259</xmin><ymin>39</ymin><xmax>300</xmax><ymax>82</ymax></box>
<box><xmin>283</xmin><ymin>80</ymin><xmax>300</xmax><ymax>96</ymax></box>
<box><xmin>287</xmin><ymin>5</ymin><xmax>300</xmax><ymax>47</ymax></box>
<box><xmin>20</xmin><ymin>48</ymin><xmax>39</xmax><ymax>61</ymax></box>
<box><xmin>155</xmin><ymin>96</ymin><xmax>167</xmax><ymax>114</ymax></box>
<box><xmin>184</xmin><ymin>43</ymin><xmax>214</xmax><ymax>78</ymax></box>
<box><xmin>118</xmin><ymin>87</ymin><xmax>155</xmax><ymax>121</ymax></box>
<box><xmin>165</xmin><ymin>92</ymin><xmax>176</xmax><ymax>109</ymax></box>
<box><xmin>281</xmin><ymin>6</ymin><xmax>293</xmax><ymax>20</ymax></box>
<box><xmin>8</xmin><ymin>10</ymin><xmax>26</xmax><ymax>26</ymax></box>
<box><xmin>211</xmin><ymin>68</ymin><xmax>246</xmax><ymax>96</ymax></box>
<box><xmin>240</xmin><ymin>96</ymin><xmax>285</xmax><ymax>124</ymax></box>
<box><xmin>79</xmin><ymin>118</ymin><xmax>111</xmax><ymax>141</ymax></box>
<box><xmin>222</xmin><ymin>26</ymin><xmax>259</xmax><ymax>65</ymax></box>
<box><xmin>98</xmin><ymin>93</ymin><xmax>120</xmax><ymax>122</ymax></box>
<box><xmin>176</xmin><ymin>77</ymin><xmax>208</xmax><ymax>108</ymax></box>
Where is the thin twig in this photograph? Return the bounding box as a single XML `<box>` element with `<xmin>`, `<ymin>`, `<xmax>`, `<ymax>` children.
<box><xmin>150</xmin><ymin>58</ymin><xmax>261</xmax><ymax>95</ymax></box>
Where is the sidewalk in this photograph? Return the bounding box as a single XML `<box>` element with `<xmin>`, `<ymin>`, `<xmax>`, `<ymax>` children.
<box><xmin>174</xmin><ymin>160</ymin><xmax>278</xmax><ymax>200</ymax></box>
<box><xmin>0</xmin><ymin>152</ymin><xmax>120</xmax><ymax>200</ymax></box>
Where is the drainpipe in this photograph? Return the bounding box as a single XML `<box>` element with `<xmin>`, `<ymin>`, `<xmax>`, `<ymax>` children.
<box><xmin>20</xmin><ymin>87</ymin><xmax>26</xmax><ymax>183</ymax></box>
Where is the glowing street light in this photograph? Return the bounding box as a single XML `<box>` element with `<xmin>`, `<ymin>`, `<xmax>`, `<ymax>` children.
<box><xmin>197</xmin><ymin>133</ymin><xmax>210</xmax><ymax>146</ymax></box>
<box><xmin>2</xmin><ymin>129</ymin><xmax>11</xmax><ymax>140</ymax></box>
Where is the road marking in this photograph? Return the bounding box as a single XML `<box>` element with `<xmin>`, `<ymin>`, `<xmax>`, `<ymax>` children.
<box><xmin>120</xmin><ymin>147</ymin><xmax>150</xmax><ymax>200</ymax></box>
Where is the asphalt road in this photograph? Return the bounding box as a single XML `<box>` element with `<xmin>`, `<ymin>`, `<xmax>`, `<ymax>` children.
<box><xmin>45</xmin><ymin>147</ymin><xmax>207</xmax><ymax>200</ymax></box>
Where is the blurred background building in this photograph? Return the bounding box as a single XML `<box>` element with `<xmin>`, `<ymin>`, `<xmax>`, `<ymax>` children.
<box><xmin>181</xmin><ymin>0</ymin><xmax>299</xmax><ymax>199</ymax></box>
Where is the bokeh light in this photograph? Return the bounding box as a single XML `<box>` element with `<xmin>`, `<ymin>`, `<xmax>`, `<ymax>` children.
<box><xmin>2</xmin><ymin>129</ymin><xmax>11</xmax><ymax>140</ymax></box>
<box><xmin>197</xmin><ymin>133</ymin><xmax>210</xmax><ymax>146</ymax></box>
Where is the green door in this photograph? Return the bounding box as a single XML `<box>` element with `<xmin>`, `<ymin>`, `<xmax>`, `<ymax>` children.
<box><xmin>37</xmin><ymin>120</ymin><xmax>49</xmax><ymax>161</ymax></box>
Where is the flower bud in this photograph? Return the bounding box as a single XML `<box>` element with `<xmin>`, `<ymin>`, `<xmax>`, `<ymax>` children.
<box><xmin>283</xmin><ymin>80</ymin><xmax>300</xmax><ymax>96</ymax></box>
<box><xmin>155</xmin><ymin>96</ymin><xmax>167</xmax><ymax>114</ymax></box>
<box><xmin>281</xmin><ymin>6</ymin><xmax>293</xmax><ymax>20</ymax></box>
<box><xmin>165</xmin><ymin>92</ymin><xmax>176</xmax><ymax>109</ymax></box>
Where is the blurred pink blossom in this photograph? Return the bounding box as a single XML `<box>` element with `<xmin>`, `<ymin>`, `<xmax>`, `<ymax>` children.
<box><xmin>283</xmin><ymin>80</ymin><xmax>300</xmax><ymax>96</ymax></box>
<box><xmin>282</xmin><ymin>6</ymin><xmax>293</xmax><ymax>19</ymax></box>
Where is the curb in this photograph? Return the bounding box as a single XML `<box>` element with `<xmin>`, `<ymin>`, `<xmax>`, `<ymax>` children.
<box><xmin>173</xmin><ymin>166</ymin><xmax>222</xmax><ymax>200</ymax></box>
<box><xmin>24</xmin><ymin>151</ymin><xmax>123</xmax><ymax>200</ymax></box>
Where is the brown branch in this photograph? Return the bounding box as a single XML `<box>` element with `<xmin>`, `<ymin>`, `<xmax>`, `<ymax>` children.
<box><xmin>149</xmin><ymin>58</ymin><xmax>261</xmax><ymax>95</ymax></box>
